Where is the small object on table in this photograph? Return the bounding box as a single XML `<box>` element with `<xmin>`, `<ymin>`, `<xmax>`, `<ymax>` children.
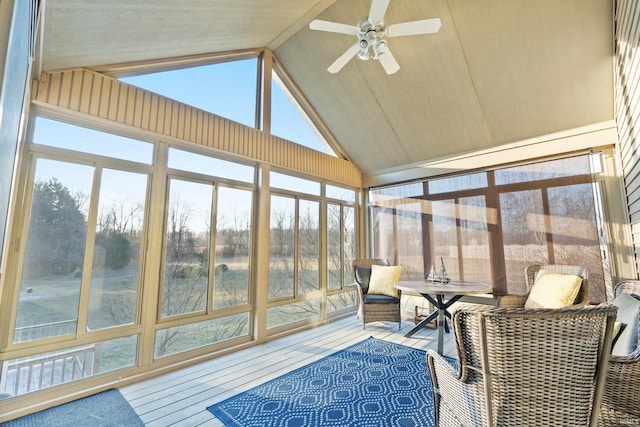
<box><xmin>439</xmin><ymin>257</ymin><xmax>450</xmax><ymax>284</ymax></box>
<box><xmin>427</xmin><ymin>264</ymin><xmax>436</xmax><ymax>281</ymax></box>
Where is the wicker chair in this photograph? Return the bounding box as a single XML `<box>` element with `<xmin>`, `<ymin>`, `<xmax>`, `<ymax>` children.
<box><xmin>497</xmin><ymin>263</ymin><xmax>589</xmax><ymax>308</ymax></box>
<box><xmin>599</xmin><ymin>280</ymin><xmax>640</xmax><ymax>426</ymax></box>
<box><xmin>427</xmin><ymin>303</ymin><xmax>617</xmax><ymax>427</ymax></box>
<box><xmin>352</xmin><ymin>259</ymin><xmax>401</xmax><ymax>329</ymax></box>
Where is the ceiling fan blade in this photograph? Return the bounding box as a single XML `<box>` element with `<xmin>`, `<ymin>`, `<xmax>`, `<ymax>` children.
<box><xmin>328</xmin><ymin>42</ymin><xmax>362</xmax><ymax>73</ymax></box>
<box><xmin>368</xmin><ymin>0</ymin><xmax>390</xmax><ymax>25</ymax></box>
<box><xmin>309</xmin><ymin>20</ymin><xmax>360</xmax><ymax>35</ymax></box>
<box><xmin>377</xmin><ymin>47</ymin><xmax>400</xmax><ymax>75</ymax></box>
<box><xmin>386</xmin><ymin>18</ymin><xmax>442</xmax><ymax>37</ymax></box>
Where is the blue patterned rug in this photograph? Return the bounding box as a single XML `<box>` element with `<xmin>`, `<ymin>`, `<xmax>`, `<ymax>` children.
<box><xmin>208</xmin><ymin>337</ymin><xmax>451</xmax><ymax>427</ymax></box>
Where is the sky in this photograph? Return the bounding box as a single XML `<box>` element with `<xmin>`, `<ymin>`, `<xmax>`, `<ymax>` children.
<box><xmin>120</xmin><ymin>58</ymin><xmax>332</xmax><ymax>155</ymax></box>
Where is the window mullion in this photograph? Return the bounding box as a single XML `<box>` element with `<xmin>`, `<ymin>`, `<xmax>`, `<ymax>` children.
<box><xmin>76</xmin><ymin>166</ymin><xmax>102</xmax><ymax>336</ymax></box>
<box><xmin>541</xmin><ymin>187</ymin><xmax>555</xmax><ymax>262</ymax></box>
<box><xmin>294</xmin><ymin>197</ymin><xmax>300</xmax><ymax>298</ymax></box>
<box><xmin>207</xmin><ymin>183</ymin><xmax>218</xmax><ymax>314</ymax></box>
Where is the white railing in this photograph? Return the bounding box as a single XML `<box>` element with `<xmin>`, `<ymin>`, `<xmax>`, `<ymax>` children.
<box><xmin>1</xmin><ymin>320</ymin><xmax>101</xmax><ymax>396</ymax></box>
<box><xmin>13</xmin><ymin>318</ymin><xmax>78</xmax><ymax>343</ymax></box>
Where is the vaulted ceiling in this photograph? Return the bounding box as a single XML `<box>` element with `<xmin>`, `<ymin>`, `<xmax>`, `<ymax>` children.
<box><xmin>39</xmin><ymin>0</ymin><xmax>614</xmax><ymax>182</ymax></box>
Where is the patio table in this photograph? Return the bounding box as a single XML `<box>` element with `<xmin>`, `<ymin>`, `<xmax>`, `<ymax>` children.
<box><xmin>395</xmin><ymin>280</ymin><xmax>492</xmax><ymax>354</ymax></box>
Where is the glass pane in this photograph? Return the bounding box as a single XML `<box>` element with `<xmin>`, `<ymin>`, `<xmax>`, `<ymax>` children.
<box><xmin>327</xmin><ymin>290</ymin><xmax>357</xmax><ymax>313</ymax></box>
<box><xmin>499</xmin><ymin>190</ymin><xmax>547</xmax><ymax>294</ymax></box>
<box><xmin>267</xmin><ymin>299</ymin><xmax>320</xmax><ymax>329</ymax></box>
<box><xmin>298</xmin><ymin>199</ymin><xmax>319</xmax><ymax>294</ymax></box>
<box><xmin>428</xmin><ymin>172</ymin><xmax>487</xmax><ymax>194</ymax></box>
<box><xmin>213</xmin><ymin>186</ymin><xmax>252</xmax><ymax>309</ymax></box>
<box><xmin>1</xmin><ymin>335</ymin><xmax>137</xmax><ymax>397</ymax></box>
<box><xmin>269</xmin><ymin>195</ymin><xmax>295</xmax><ymax>299</ymax></box>
<box><xmin>326</xmin><ymin>184</ymin><xmax>355</xmax><ymax>202</ymax></box>
<box><xmin>168</xmin><ymin>147</ymin><xmax>254</xmax><ymax>183</ymax></box>
<box><xmin>88</xmin><ymin>169</ymin><xmax>147</xmax><ymax>330</ymax></box>
<box><xmin>327</xmin><ymin>204</ymin><xmax>342</xmax><ymax>290</ymax></box>
<box><xmin>370</xmin><ymin>207</ymin><xmax>394</xmax><ymax>261</ymax></box>
<box><xmin>396</xmin><ymin>202</ymin><xmax>423</xmax><ymax>279</ymax></box>
<box><xmin>458</xmin><ymin>196</ymin><xmax>490</xmax><ymax>283</ymax></box>
<box><xmin>370</xmin><ymin>182</ymin><xmax>423</xmax><ymax>204</ymax></box>
<box><xmin>344</xmin><ymin>206</ymin><xmax>356</xmax><ymax>286</ymax></box>
<box><xmin>32</xmin><ymin>117</ymin><xmax>153</xmax><ymax>164</ymax></box>
<box><xmin>431</xmin><ymin>200</ymin><xmax>458</xmax><ymax>279</ymax></box>
<box><xmin>270</xmin><ymin>172</ymin><xmax>320</xmax><ymax>195</ymax></box>
<box><xmin>495</xmin><ymin>156</ymin><xmax>591</xmax><ymax>185</ymax></box>
<box><xmin>154</xmin><ymin>313</ymin><xmax>249</xmax><ymax>359</ymax></box>
<box><xmin>120</xmin><ymin>59</ymin><xmax>258</xmax><ymax>128</ymax></box>
<box><xmin>548</xmin><ymin>184</ymin><xmax>604</xmax><ymax>302</ymax></box>
<box><xmin>161</xmin><ymin>179</ymin><xmax>212</xmax><ymax>317</ymax></box>
<box><xmin>271</xmin><ymin>74</ymin><xmax>333</xmax><ymax>155</ymax></box>
<box><xmin>14</xmin><ymin>159</ymin><xmax>93</xmax><ymax>343</ymax></box>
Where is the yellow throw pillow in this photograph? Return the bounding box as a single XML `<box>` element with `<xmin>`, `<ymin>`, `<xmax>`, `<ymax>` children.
<box><xmin>524</xmin><ymin>269</ymin><xmax>582</xmax><ymax>309</ymax></box>
<box><xmin>367</xmin><ymin>265</ymin><xmax>402</xmax><ymax>297</ymax></box>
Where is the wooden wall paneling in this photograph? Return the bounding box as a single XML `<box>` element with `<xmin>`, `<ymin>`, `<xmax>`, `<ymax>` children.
<box><xmin>89</xmin><ymin>73</ymin><xmax>103</xmax><ymax>117</ymax></box>
<box><xmin>208</xmin><ymin>115</ymin><xmax>214</xmax><ymax>149</ymax></box>
<box><xmin>78</xmin><ymin>71</ymin><xmax>93</xmax><ymax>115</ymax></box>
<box><xmin>168</xmin><ymin>100</ymin><xmax>178</xmax><ymax>139</ymax></box>
<box><xmin>68</xmin><ymin>70</ymin><xmax>83</xmax><ymax>112</ymax></box>
<box><xmin>59</xmin><ymin>70</ymin><xmax>73</xmax><ymax>109</ymax></box>
<box><xmin>114</xmin><ymin>82</ymin><xmax>125</xmax><ymax>124</ymax></box>
<box><xmin>32</xmin><ymin>68</ymin><xmax>361</xmax><ymax>187</ymax></box>
<box><xmin>131</xmin><ymin>87</ymin><xmax>142</xmax><ymax>128</ymax></box>
<box><xmin>194</xmin><ymin>109</ymin><xmax>202</xmax><ymax>143</ymax></box>
<box><xmin>105</xmin><ymin>77</ymin><xmax>117</xmax><ymax>122</ymax></box>
<box><xmin>188</xmin><ymin>105</ymin><xmax>196</xmax><ymax>142</ymax></box>
<box><xmin>141</xmin><ymin>91</ymin><xmax>151</xmax><ymax>130</ymax></box>
<box><xmin>176</xmin><ymin>103</ymin><xmax>185</xmax><ymax>141</ymax></box>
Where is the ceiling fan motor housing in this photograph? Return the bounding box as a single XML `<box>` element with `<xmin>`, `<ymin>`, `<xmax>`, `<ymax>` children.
<box><xmin>357</xmin><ymin>21</ymin><xmax>385</xmax><ymax>60</ymax></box>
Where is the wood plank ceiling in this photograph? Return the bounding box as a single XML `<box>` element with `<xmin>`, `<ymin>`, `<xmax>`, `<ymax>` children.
<box><xmin>39</xmin><ymin>0</ymin><xmax>614</xmax><ymax>182</ymax></box>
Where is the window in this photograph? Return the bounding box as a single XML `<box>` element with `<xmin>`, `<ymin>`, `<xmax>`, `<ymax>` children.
<box><xmin>271</xmin><ymin>72</ymin><xmax>334</xmax><ymax>155</ymax></box>
<box><xmin>120</xmin><ymin>59</ymin><xmax>258</xmax><ymax>128</ymax></box>
<box><xmin>369</xmin><ymin>155</ymin><xmax>607</xmax><ymax>302</ymax></box>
<box><xmin>7</xmin><ymin>117</ymin><xmax>151</xmax><ymax>396</ymax></box>
<box><xmin>15</xmin><ymin>159</ymin><xmax>93</xmax><ymax>342</ymax></box>
<box><xmin>33</xmin><ymin>117</ymin><xmax>153</xmax><ymax>164</ymax></box>
<box><xmin>270</xmin><ymin>172</ymin><xmax>320</xmax><ymax>195</ymax></box>
<box><xmin>88</xmin><ymin>168</ymin><xmax>147</xmax><ymax>330</ymax></box>
<box><xmin>268</xmin><ymin>175</ymin><xmax>357</xmax><ymax>330</ymax></box>
<box><xmin>156</xmin><ymin>178</ymin><xmax>254</xmax><ymax>356</ymax></box>
<box><xmin>161</xmin><ymin>178</ymin><xmax>212</xmax><ymax>318</ymax></box>
<box><xmin>168</xmin><ymin>147</ymin><xmax>254</xmax><ymax>183</ymax></box>
<box><xmin>157</xmin><ymin>155</ymin><xmax>254</xmax><ymax>357</ymax></box>
<box><xmin>327</xmin><ymin>185</ymin><xmax>356</xmax><ymax>291</ymax></box>
<box><xmin>269</xmin><ymin>195</ymin><xmax>296</xmax><ymax>300</ymax></box>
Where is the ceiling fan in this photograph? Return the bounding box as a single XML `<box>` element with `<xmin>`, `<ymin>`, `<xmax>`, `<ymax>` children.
<box><xmin>309</xmin><ymin>0</ymin><xmax>441</xmax><ymax>75</ymax></box>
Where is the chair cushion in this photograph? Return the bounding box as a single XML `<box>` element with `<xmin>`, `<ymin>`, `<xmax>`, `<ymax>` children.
<box><xmin>524</xmin><ymin>269</ymin><xmax>582</xmax><ymax>309</ymax></box>
<box><xmin>367</xmin><ymin>265</ymin><xmax>402</xmax><ymax>297</ymax></box>
<box><xmin>363</xmin><ymin>293</ymin><xmax>400</xmax><ymax>304</ymax></box>
<box><xmin>354</xmin><ymin>265</ymin><xmax>373</xmax><ymax>292</ymax></box>
<box><xmin>612</xmin><ymin>292</ymin><xmax>640</xmax><ymax>356</ymax></box>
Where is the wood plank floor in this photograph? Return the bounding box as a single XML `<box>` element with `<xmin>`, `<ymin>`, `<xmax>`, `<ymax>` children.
<box><xmin>120</xmin><ymin>315</ymin><xmax>457</xmax><ymax>426</ymax></box>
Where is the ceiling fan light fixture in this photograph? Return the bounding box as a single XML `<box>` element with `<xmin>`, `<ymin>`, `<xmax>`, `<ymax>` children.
<box><xmin>357</xmin><ymin>38</ymin><xmax>371</xmax><ymax>60</ymax></box>
<box><xmin>358</xmin><ymin>50</ymin><xmax>370</xmax><ymax>60</ymax></box>
<box><xmin>373</xmin><ymin>40</ymin><xmax>387</xmax><ymax>59</ymax></box>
